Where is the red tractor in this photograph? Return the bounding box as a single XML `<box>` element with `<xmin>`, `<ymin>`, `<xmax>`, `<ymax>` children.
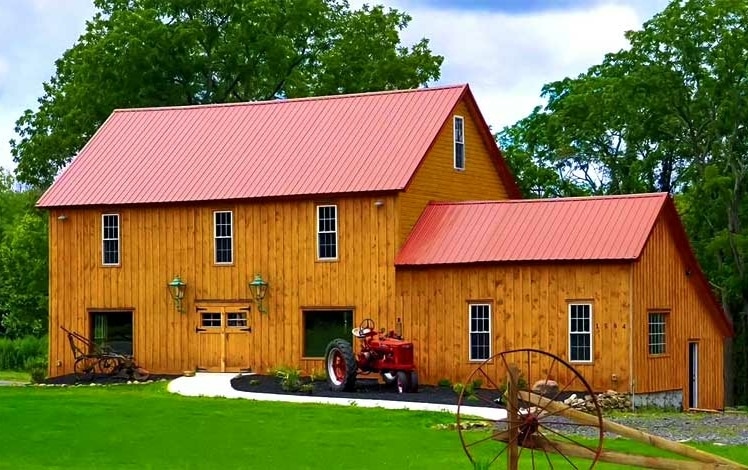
<box><xmin>325</xmin><ymin>318</ymin><xmax>418</xmax><ymax>393</ymax></box>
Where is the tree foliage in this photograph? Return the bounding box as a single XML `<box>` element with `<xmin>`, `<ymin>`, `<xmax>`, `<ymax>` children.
<box><xmin>0</xmin><ymin>172</ymin><xmax>47</xmax><ymax>338</ymax></box>
<box><xmin>11</xmin><ymin>0</ymin><xmax>443</xmax><ymax>187</ymax></box>
<box><xmin>499</xmin><ymin>0</ymin><xmax>748</xmax><ymax>403</ymax></box>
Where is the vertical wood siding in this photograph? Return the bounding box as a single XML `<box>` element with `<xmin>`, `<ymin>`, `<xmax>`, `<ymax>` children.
<box><xmin>48</xmin><ymin>195</ymin><xmax>398</xmax><ymax>376</ymax></box>
<box><xmin>398</xmin><ymin>100</ymin><xmax>509</xmax><ymax>247</ymax></box>
<box><xmin>395</xmin><ymin>263</ymin><xmax>631</xmax><ymax>391</ymax></box>
<box><xmin>632</xmin><ymin>215</ymin><xmax>725</xmax><ymax>410</ymax></box>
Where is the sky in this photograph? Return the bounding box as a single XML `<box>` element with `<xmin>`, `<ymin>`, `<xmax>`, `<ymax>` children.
<box><xmin>0</xmin><ymin>0</ymin><xmax>670</xmax><ymax>173</ymax></box>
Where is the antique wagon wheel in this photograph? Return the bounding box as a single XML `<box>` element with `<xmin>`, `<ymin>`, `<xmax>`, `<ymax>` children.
<box><xmin>73</xmin><ymin>356</ymin><xmax>98</xmax><ymax>382</ymax></box>
<box><xmin>456</xmin><ymin>349</ymin><xmax>604</xmax><ymax>469</ymax></box>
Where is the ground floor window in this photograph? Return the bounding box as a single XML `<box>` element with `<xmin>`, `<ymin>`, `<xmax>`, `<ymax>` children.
<box><xmin>648</xmin><ymin>312</ymin><xmax>668</xmax><ymax>355</ymax></box>
<box><xmin>303</xmin><ymin>309</ymin><xmax>353</xmax><ymax>358</ymax></box>
<box><xmin>568</xmin><ymin>303</ymin><xmax>592</xmax><ymax>362</ymax></box>
<box><xmin>469</xmin><ymin>303</ymin><xmax>491</xmax><ymax>361</ymax></box>
<box><xmin>90</xmin><ymin>311</ymin><xmax>133</xmax><ymax>355</ymax></box>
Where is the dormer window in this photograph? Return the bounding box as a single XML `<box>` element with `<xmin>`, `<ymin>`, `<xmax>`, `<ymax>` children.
<box><xmin>454</xmin><ymin>116</ymin><xmax>465</xmax><ymax>170</ymax></box>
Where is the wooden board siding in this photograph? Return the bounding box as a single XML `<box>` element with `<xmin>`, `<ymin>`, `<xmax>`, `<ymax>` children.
<box><xmin>632</xmin><ymin>215</ymin><xmax>725</xmax><ymax>410</ymax></box>
<box><xmin>395</xmin><ymin>263</ymin><xmax>631</xmax><ymax>391</ymax></box>
<box><xmin>397</xmin><ymin>100</ymin><xmax>510</xmax><ymax>247</ymax></box>
<box><xmin>47</xmin><ymin>195</ymin><xmax>399</xmax><ymax>377</ymax></box>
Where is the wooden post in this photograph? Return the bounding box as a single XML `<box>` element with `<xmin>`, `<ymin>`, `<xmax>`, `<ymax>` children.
<box><xmin>506</xmin><ymin>367</ymin><xmax>520</xmax><ymax>470</ymax></box>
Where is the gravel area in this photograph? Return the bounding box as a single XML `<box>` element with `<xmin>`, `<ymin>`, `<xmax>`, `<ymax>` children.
<box><xmin>230</xmin><ymin>374</ymin><xmax>748</xmax><ymax>446</ymax></box>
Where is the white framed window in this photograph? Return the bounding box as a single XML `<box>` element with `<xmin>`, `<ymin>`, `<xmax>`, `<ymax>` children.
<box><xmin>469</xmin><ymin>303</ymin><xmax>491</xmax><ymax>361</ymax></box>
<box><xmin>102</xmin><ymin>214</ymin><xmax>120</xmax><ymax>266</ymax></box>
<box><xmin>568</xmin><ymin>303</ymin><xmax>592</xmax><ymax>362</ymax></box>
<box><xmin>317</xmin><ymin>205</ymin><xmax>338</xmax><ymax>260</ymax></box>
<box><xmin>648</xmin><ymin>312</ymin><xmax>667</xmax><ymax>355</ymax></box>
<box><xmin>454</xmin><ymin>115</ymin><xmax>465</xmax><ymax>170</ymax></box>
<box><xmin>214</xmin><ymin>211</ymin><xmax>233</xmax><ymax>264</ymax></box>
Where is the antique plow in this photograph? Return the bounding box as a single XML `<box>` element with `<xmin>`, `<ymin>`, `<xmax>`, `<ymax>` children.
<box><xmin>61</xmin><ymin>326</ymin><xmax>150</xmax><ymax>381</ymax></box>
<box><xmin>456</xmin><ymin>348</ymin><xmax>747</xmax><ymax>469</ymax></box>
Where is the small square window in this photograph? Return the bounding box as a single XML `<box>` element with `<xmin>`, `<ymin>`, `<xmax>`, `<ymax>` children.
<box><xmin>201</xmin><ymin>313</ymin><xmax>221</xmax><ymax>327</ymax></box>
<box><xmin>227</xmin><ymin>312</ymin><xmax>247</xmax><ymax>328</ymax></box>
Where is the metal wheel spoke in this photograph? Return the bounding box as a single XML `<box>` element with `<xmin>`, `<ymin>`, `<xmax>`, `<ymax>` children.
<box><xmin>476</xmin><ymin>365</ymin><xmax>503</xmax><ymax>393</ymax></box>
<box><xmin>536</xmin><ymin>374</ymin><xmax>578</xmax><ymax>417</ymax></box>
<box><xmin>538</xmin><ymin>422</ymin><xmax>601</xmax><ymax>455</ymax></box>
<box><xmin>463</xmin><ymin>421</ymin><xmax>528</xmax><ymax>448</ymax></box>
<box><xmin>536</xmin><ymin>429</ymin><xmax>580</xmax><ymax>469</ymax></box>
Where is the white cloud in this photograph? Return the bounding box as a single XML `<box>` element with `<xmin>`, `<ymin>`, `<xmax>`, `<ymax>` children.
<box><xmin>0</xmin><ymin>0</ymin><xmax>670</xmax><ymax>172</ymax></box>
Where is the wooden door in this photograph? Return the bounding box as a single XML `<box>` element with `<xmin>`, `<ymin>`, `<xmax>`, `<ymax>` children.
<box><xmin>196</xmin><ymin>306</ymin><xmax>251</xmax><ymax>372</ymax></box>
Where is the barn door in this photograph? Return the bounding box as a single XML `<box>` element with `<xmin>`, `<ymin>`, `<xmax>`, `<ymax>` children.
<box><xmin>196</xmin><ymin>306</ymin><xmax>251</xmax><ymax>372</ymax></box>
<box><xmin>196</xmin><ymin>309</ymin><xmax>223</xmax><ymax>371</ymax></box>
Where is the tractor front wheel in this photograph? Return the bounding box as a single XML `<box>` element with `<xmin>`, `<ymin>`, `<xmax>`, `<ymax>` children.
<box><xmin>395</xmin><ymin>371</ymin><xmax>410</xmax><ymax>394</ymax></box>
<box><xmin>325</xmin><ymin>339</ymin><xmax>357</xmax><ymax>392</ymax></box>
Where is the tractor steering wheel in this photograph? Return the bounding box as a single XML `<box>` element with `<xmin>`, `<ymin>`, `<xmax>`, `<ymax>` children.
<box><xmin>358</xmin><ymin>318</ymin><xmax>376</xmax><ymax>337</ymax></box>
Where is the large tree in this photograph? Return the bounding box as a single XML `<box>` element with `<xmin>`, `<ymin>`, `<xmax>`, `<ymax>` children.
<box><xmin>499</xmin><ymin>0</ymin><xmax>748</xmax><ymax>404</ymax></box>
<box><xmin>12</xmin><ymin>0</ymin><xmax>443</xmax><ymax>187</ymax></box>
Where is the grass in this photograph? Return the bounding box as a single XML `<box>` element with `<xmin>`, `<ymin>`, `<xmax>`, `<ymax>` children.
<box><xmin>0</xmin><ymin>383</ymin><xmax>745</xmax><ymax>469</ymax></box>
<box><xmin>0</xmin><ymin>370</ymin><xmax>30</xmax><ymax>382</ymax></box>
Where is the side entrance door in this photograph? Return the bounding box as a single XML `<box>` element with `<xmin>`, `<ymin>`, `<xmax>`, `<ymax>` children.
<box><xmin>195</xmin><ymin>305</ymin><xmax>252</xmax><ymax>372</ymax></box>
<box><xmin>688</xmin><ymin>341</ymin><xmax>699</xmax><ymax>409</ymax></box>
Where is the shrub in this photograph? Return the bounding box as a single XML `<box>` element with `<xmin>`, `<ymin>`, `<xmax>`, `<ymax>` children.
<box><xmin>0</xmin><ymin>335</ymin><xmax>47</xmax><ymax>370</ymax></box>
<box><xmin>25</xmin><ymin>356</ymin><xmax>47</xmax><ymax>383</ymax></box>
<box><xmin>309</xmin><ymin>368</ymin><xmax>327</xmax><ymax>382</ymax></box>
<box><xmin>437</xmin><ymin>378</ymin><xmax>452</xmax><ymax>388</ymax></box>
<box><xmin>270</xmin><ymin>365</ymin><xmax>303</xmax><ymax>392</ymax></box>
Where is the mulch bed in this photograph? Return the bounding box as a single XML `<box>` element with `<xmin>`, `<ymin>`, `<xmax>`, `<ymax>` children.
<box><xmin>43</xmin><ymin>373</ymin><xmax>180</xmax><ymax>385</ymax></box>
<box><xmin>230</xmin><ymin>373</ymin><xmax>494</xmax><ymax>408</ymax></box>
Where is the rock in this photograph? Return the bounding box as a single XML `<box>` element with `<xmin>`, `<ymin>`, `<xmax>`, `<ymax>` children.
<box><xmin>532</xmin><ymin>379</ymin><xmax>559</xmax><ymax>397</ymax></box>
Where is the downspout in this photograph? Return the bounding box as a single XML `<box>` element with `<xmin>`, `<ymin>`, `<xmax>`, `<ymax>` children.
<box><xmin>629</xmin><ymin>263</ymin><xmax>635</xmax><ymax>411</ymax></box>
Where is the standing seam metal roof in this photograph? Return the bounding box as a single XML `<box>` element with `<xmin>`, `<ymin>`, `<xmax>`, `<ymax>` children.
<box><xmin>37</xmin><ymin>84</ymin><xmax>520</xmax><ymax>208</ymax></box>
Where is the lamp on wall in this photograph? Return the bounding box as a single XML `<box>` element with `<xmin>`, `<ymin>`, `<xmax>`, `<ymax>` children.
<box><xmin>249</xmin><ymin>274</ymin><xmax>269</xmax><ymax>314</ymax></box>
<box><xmin>167</xmin><ymin>275</ymin><xmax>187</xmax><ymax>313</ymax></box>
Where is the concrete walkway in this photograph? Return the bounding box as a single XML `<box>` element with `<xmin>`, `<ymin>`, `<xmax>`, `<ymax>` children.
<box><xmin>0</xmin><ymin>380</ymin><xmax>27</xmax><ymax>386</ymax></box>
<box><xmin>168</xmin><ymin>373</ymin><xmax>506</xmax><ymax>420</ymax></box>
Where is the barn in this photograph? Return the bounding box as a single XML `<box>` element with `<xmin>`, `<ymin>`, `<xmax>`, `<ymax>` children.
<box><xmin>37</xmin><ymin>84</ymin><xmax>731</xmax><ymax>410</ymax></box>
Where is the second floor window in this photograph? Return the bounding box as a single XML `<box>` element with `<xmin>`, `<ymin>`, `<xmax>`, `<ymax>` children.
<box><xmin>317</xmin><ymin>205</ymin><xmax>338</xmax><ymax>260</ymax></box>
<box><xmin>214</xmin><ymin>211</ymin><xmax>233</xmax><ymax>264</ymax></box>
<box><xmin>454</xmin><ymin>115</ymin><xmax>465</xmax><ymax>170</ymax></box>
<box><xmin>102</xmin><ymin>214</ymin><xmax>120</xmax><ymax>265</ymax></box>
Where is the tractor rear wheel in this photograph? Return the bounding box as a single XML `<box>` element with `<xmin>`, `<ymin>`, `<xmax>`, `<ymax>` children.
<box><xmin>325</xmin><ymin>339</ymin><xmax>357</xmax><ymax>392</ymax></box>
<box><xmin>395</xmin><ymin>371</ymin><xmax>410</xmax><ymax>394</ymax></box>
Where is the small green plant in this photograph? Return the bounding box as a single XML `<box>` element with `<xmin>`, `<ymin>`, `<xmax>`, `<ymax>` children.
<box><xmin>299</xmin><ymin>383</ymin><xmax>314</xmax><ymax>394</ymax></box>
<box><xmin>437</xmin><ymin>378</ymin><xmax>452</xmax><ymax>388</ymax></box>
<box><xmin>248</xmin><ymin>379</ymin><xmax>261</xmax><ymax>386</ymax></box>
<box><xmin>453</xmin><ymin>382</ymin><xmax>479</xmax><ymax>401</ymax></box>
<box><xmin>471</xmin><ymin>378</ymin><xmax>483</xmax><ymax>390</ymax></box>
<box><xmin>270</xmin><ymin>365</ymin><xmax>303</xmax><ymax>391</ymax></box>
<box><xmin>24</xmin><ymin>356</ymin><xmax>47</xmax><ymax>384</ymax></box>
<box><xmin>309</xmin><ymin>368</ymin><xmax>327</xmax><ymax>382</ymax></box>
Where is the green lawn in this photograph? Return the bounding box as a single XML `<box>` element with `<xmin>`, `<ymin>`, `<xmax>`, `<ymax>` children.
<box><xmin>0</xmin><ymin>370</ymin><xmax>30</xmax><ymax>382</ymax></box>
<box><xmin>0</xmin><ymin>383</ymin><xmax>744</xmax><ymax>469</ymax></box>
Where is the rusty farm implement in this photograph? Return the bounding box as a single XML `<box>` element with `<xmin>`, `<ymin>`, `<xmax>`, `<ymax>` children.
<box><xmin>62</xmin><ymin>326</ymin><xmax>150</xmax><ymax>381</ymax></box>
<box><xmin>456</xmin><ymin>348</ymin><xmax>747</xmax><ymax>469</ymax></box>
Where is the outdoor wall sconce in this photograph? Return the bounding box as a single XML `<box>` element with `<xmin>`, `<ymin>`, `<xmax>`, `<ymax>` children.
<box><xmin>167</xmin><ymin>275</ymin><xmax>187</xmax><ymax>313</ymax></box>
<box><xmin>249</xmin><ymin>274</ymin><xmax>269</xmax><ymax>314</ymax></box>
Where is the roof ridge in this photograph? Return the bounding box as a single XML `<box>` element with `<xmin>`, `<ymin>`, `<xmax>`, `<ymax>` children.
<box><xmin>428</xmin><ymin>193</ymin><xmax>668</xmax><ymax>206</ymax></box>
<box><xmin>113</xmin><ymin>84</ymin><xmax>468</xmax><ymax>114</ymax></box>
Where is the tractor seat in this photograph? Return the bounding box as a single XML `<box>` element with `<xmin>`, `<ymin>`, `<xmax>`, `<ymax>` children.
<box><xmin>351</xmin><ymin>327</ymin><xmax>372</xmax><ymax>338</ymax></box>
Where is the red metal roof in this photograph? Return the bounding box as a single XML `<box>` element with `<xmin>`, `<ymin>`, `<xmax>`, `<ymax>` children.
<box><xmin>37</xmin><ymin>84</ymin><xmax>520</xmax><ymax>207</ymax></box>
<box><xmin>396</xmin><ymin>193</ymin><xmax>669</xmax><ymax>265</ymax></box>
